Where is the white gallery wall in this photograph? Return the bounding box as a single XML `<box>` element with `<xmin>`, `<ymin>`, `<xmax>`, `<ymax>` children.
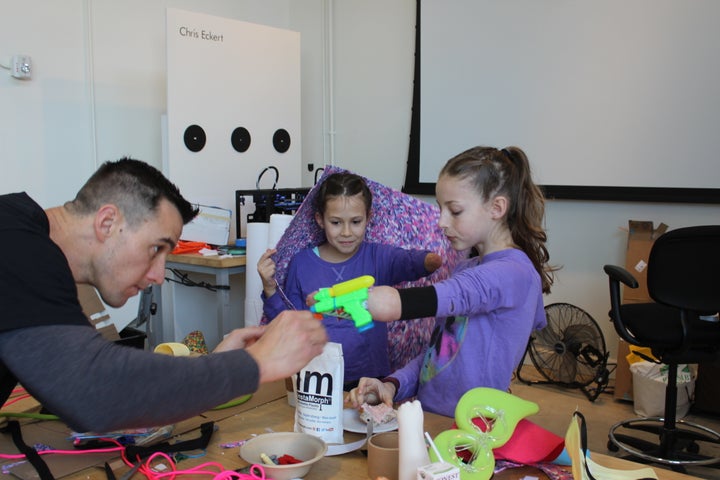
<box><xmin>166</xmin><ymin>8</ymin><xmax>302</xmax><ymax>239</ymax></box>
<box><xmin>2</xmin><ymin>0</ymin><xmax>719</xmax><ymax>360</ymax></box>
<box><xmin>0</xmin><ymin>0</ymin><xmax>94</xmax><ymax>206</ymax></box>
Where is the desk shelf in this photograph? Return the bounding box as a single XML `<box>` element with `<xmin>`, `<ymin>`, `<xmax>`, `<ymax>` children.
<box><xmin>148</xmin><ymin>254</ymin><xmax>247</xmax><ymax>350</ymax></box>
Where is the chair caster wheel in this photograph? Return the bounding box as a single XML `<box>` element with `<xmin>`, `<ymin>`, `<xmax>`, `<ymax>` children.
<box><xmin>607</xmin><ymin>440</ymin><xmax>619</xmax><ymax>452</ymax></box>
<box><xmin>686</xmin><ymin>442</ymin><xmax>700</xmax><ymax>454</ymax></box>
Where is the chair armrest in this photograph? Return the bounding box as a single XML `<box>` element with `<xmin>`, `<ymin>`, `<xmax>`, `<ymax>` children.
<box><xmin>603</xmin><ymin>264</ymin><xmax>644</xmax><ymax>346</ymax></box>
<box><xmin>603</xmin><ymin>264</ymin><xmax>639</xmax><ymax>288</ymax></box>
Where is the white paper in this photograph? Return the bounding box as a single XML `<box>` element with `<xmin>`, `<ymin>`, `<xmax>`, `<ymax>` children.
<box><xmin>180</xmin><ymin>205</ymin><xmax>231</xmax><ymax>245</ymax></box>
<box><xmin>244</xmin><ymin>222</ymin><xmax>270</xmax><ymax>326</ymax></box>
<box><xmin>269</xmin><ymin>213</ymin><xmax>293</xmax><ymax>248</ymax></box>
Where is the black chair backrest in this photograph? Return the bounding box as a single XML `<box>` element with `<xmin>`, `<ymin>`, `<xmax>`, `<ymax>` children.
<box><xmin>647</xmin><ymin>225</ymin><xmax>720</xmax><ymax>314</ymax></box>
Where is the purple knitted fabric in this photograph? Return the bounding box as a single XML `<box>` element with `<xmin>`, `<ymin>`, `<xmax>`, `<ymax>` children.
<box><xmin>262</xmin><ymin>165</ymin><xmax>464</xmax><ymax>371</ymax></box>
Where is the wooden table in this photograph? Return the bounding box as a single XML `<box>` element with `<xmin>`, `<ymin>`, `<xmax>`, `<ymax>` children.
<box><xmin>148</xmin><ymin>253</ymin><xmax>247</xmax><ymax>348</ymax></box>
<box><xmin>45</xmin><ymin>381</ymin><xmax>704</xmax><ymax>480</ymax></box>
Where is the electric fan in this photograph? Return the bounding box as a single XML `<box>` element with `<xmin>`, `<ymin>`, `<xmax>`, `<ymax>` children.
<box><xmin>516</xmin><ymin>302</ymin><xmax>610</xmax><ymax>402</ymax></box>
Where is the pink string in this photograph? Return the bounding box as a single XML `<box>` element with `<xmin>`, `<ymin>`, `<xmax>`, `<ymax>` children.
<box><xmin>2</xmin><ymin>386</ymin><xmax>32</xmax><ymax>407</ymax></box>
<box><xmin>136</xmin><ymin>451</ymin><xmax>266</xmax><ymax>480</ymax></box>
<box><xmin>1</xmin><ymin>393</ymin><xmax>32</xmax><ymax>407</ymax></box>
<box><xmin>0</xmin><ymin>436</ymin><xmax>265</xmax><ymax>480</ymax></box>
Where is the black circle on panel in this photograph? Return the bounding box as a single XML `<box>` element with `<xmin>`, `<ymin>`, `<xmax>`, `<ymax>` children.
<box><xmin>272</xmin><ymin>128</ymin><xmax>291</xmax><ymax>153</ymax></box>
<box><xmin>231</xmin><ymin>127</ymin><xmax>251</xmax><ymax>152</ymax></box>
<box><xmin>184</xmin><ymin>125</ymin><xmax>206</xmax><ymax>152</ymax></box>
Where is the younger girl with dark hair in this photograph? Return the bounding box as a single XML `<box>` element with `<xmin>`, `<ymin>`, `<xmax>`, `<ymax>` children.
<box><xmin>258</xmin><ymin>172</ymin><xmax>441</xmax><ymax>389</ymax></box>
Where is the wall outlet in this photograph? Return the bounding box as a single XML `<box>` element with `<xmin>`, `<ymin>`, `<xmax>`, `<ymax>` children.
<box><xmin>11</xmin><ymin>55</ymin><xmax>32</xmax><ymax>79</ymax></box>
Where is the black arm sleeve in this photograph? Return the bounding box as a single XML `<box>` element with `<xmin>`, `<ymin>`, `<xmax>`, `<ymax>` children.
<box><xmin>397</xmin><ymin>286</ymin><xmax>438</xmax><ymax>320</ymax></box>
<box><xmin>0</xmin><ymin>325</ymin><xmax>260</xmax><ymax>433</ymax></box>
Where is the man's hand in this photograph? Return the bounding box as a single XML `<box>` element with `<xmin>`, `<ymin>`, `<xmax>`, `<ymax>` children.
<box><xmin>257</xmin><ymin>248</ymin><xmax>278</xmax><ymax>297</ymax></box>
<box><xmin>213</xmin><ymin>326</ymin><xmax>266</xmax><ymax>353</ymax></box>
<box><xmin>245</xmin><ymin>310</ymin><xmax>327</xmax><ymax>383</ymax></box>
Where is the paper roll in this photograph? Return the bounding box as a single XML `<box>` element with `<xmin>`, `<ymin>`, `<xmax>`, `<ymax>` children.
<box><xmin>245</xmin><ymin>222</ymin><xmax>270</xmax><ymax>327</ymax></box>
<box><xmin>244</xmin><ymin>216</ymin><xmax>293</xmax><ymax>327</ymax></box>
<box><xmin>367</xmin><ymin>432</ymin><xmax>400</xmax><ymax>480</ymax></box>
<box><xmin>244</xmin><ymin>298</ymin><xmax>265</xmax><ymax>328</ymax></box>
<box><xmin>154</xmin><ymin>342</ymin><xmax>191</xmax><ymax>356</ymax></box>
<box><xmin>397</xmin><ymin>400</ymin><xmax>431</xmax><ymax>480</ymax></box>
<box><xmin>268</xmin><ymin>213</ymin><xmax>293</xmax><ymax>249</ymax></box>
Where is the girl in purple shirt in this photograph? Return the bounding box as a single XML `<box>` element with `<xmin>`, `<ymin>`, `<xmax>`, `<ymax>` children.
<box><xmin>258</xmin><ymin>173</ymin><xmax>441</xmax><ymax>388</ymax></box>
<box><xmin>345</xmin><ymin>146</ymin><xmax>558</xmax><ymax>416</ymax></box>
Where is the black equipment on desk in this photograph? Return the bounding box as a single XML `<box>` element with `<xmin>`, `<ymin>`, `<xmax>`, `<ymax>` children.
<box><xmin>235</xmin><ymin>188</ymin><xmax>310</xmax><ymax>238</ymax></box>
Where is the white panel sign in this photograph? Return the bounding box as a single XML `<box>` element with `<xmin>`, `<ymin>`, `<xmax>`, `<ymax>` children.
<box><xmin>166</xmin><ymin>8</ymin><xmax>301</xmax><ymax>241</ymax></box>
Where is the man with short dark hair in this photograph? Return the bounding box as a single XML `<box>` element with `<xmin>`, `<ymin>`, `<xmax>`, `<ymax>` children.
<box><xmin>0</xmin><ymin>157</ymin><xmax>326</xmax><ymax>432</ymax></box>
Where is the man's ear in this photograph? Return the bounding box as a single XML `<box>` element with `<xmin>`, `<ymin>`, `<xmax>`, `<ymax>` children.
<box><xmin>94</xmin><ymin>204</ymin><xmax>120</xmax><ymax>241</ymax></box>
<box><xmin>314</xmin><ymin>211</ymin><xmax>325</xmax><ymax>229</ymax></box>
<box><xmin>490</xmin><ymin>195</ymin><xmax>509</xmax><ymax>220</ymax></box>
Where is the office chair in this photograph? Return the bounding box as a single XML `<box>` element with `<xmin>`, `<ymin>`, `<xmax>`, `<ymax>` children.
<box><xmin>604</xmin><ymin>225</ymin><xmax>720</xmax><ymax>470</ymax></box>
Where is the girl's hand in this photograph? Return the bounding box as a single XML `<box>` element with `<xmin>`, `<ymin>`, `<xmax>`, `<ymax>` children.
<box><xmin>424</xmin><ymin>252</ymin><xmax>442</xmax><ymax>273</ymax></box>
<box><xmin>306</xmin><ymin>290</ymin><xmax>319</xmax><ymax>308</ymax></box>
<box><xmin>257</xmin><ymin>248</ymin><xmax>278</xmax><ymax>296</ymax></box>
<box><xmin>309</xmin><ymin>286</ymin><xmax>402</xmax><ymax>322</ymax></box>
<box><xmin>345</xmin><ymin>377</ymin><xmax>396</xmax><ymax>408</ymax></box>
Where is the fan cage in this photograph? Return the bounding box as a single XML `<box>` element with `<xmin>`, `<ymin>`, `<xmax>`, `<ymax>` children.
<box><xmin>527</xmin><ymin>302</ymin><xmax>608</xmax><ymax>392</ymax></box>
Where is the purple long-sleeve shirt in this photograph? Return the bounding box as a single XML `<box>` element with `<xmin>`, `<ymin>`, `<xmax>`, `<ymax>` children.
<box><xmin>263</xmin><ymin>242</ymin><xmax>432</xmax><ymax>383</ymax></box>
<box><xmin>391</xmin><ymin>248</ymin><xmax>546</xmax><ymax>417</ymax></box>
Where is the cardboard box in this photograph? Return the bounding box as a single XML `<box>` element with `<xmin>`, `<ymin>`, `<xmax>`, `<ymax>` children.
<box><xmin>622</xmin><ymin>220</ymin><xmax>668</xmax><ymax>303</ymax></box>
<box><xmin>614</xmin><ymin>339</ymin><xmax>633</xmax><ymax>401</ymax></box>
<box><xmin>417</xmin><ymin>462</ymin><xmax>460</xmax><ymax>480</ymax></box>
<box><xmin>77</xmin><ymin>284</ymin><xmax>120</xmax><ymax>341</ymax></box>
<box><xmin>693</xmin><ymin>363</ymin><xmax>720</xmax><ymax>415</ymax></box>
<box><xmin>613</xmin><ymin>221</ymin><xmax>669</xmax><ymax>400</ymax></box>
<box><xmin>77</xmin><ymin>284</ymin><xmax>148</xmax><ymax>347</ymax></box>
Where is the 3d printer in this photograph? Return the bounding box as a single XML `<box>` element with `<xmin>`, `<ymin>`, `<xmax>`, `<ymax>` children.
<box><xmin>235</xmin><ymin>188</ymin><xmax>310</xmax><ymax>238</ymax></box>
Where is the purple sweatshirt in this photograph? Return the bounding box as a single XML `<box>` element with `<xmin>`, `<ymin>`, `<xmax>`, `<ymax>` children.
<box><xmin>263</xmin><ymin>242</ymin><xmax>432</xmax><ymax>383</ymax></box>
<box><xmin>391</xmin><ymin>248</ymin><xmax>546</xmax><ymax>417</ymax></box>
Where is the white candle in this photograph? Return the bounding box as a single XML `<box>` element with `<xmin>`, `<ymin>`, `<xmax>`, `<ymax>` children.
<box><xmin>397</xmin><ymin>400</ymin><xmax>431</xmax><ymax>480</ymax></box>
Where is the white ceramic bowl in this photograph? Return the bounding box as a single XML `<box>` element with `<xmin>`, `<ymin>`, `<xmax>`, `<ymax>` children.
<box><xmin>239</xmin><ymin>432</ymin><xmax>327</xmax><ymax>480</ymax></box>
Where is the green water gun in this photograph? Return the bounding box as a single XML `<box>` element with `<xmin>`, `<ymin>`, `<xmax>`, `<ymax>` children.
<box><xmin>310</xmin><ymin>275</ymin><xmax>375</xmax><ymax>332</ymax></box>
